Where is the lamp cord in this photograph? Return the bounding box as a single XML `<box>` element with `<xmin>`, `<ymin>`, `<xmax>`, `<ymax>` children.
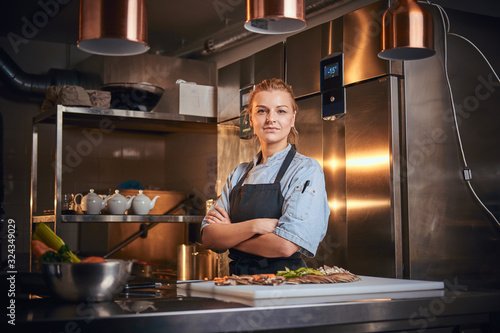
<box><xmin>421</xmin><ymin>1</ymin><xmax>500</xmax><ymax>227</ymax></box>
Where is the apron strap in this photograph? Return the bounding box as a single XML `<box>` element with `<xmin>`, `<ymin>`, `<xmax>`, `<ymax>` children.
<box><xmin>235</xmin><ymin>146</ymin><xmax>295</xmax><ymax>188</ymax></box>
<box><xmin>235</xmin><ymin>162</ymin><xmax>255</xmax><ymax>188</ymax></box>
<box><xmin>274</xmin><ymin>145</ymin><xmax>296</xmax><ymax>184</ymax></box>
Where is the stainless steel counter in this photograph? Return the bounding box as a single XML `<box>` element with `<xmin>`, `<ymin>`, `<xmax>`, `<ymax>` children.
<box><xmin>10</xmin><ymin>282</ymin><xmax>500</xmax><ymax>333</ymax></box>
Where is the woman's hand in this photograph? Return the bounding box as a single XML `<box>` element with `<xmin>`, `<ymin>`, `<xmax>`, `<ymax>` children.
<box><xmin>251</xmin><ymin>218</ymin><xmax>279</xmax><ymax>234</ymax></box>
<box><xmin>202</xmin><ymin>212</ymin><xmax>278</xmax><ymax>251</ymax></box>
<box><xmin>205</xmin><ymin>206</ymin><xmax>231</xmax><ymax>224</ymax></box>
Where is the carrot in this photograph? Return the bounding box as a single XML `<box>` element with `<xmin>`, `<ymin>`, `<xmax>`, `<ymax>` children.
<box><xmin>31</xmin><ymin>240</ymin><xmax>56</xmax><ymax>259</ymax></box>
<box><xmin>214</xmin><ymin>276</ymin><xmax>228</xmax><ymax>282</ymax></box>
<box><xmin>259</xmin><ymin>274</ymin><xmax>276</xmax><ymax>278</ymax></box>
<box><xmin>81</xmin><ymin>256</ymin><xmax>106</xmax><ymax>263</ymax></box>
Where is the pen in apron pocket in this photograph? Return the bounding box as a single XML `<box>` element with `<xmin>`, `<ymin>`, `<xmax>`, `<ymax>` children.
<box><xmin>302</xmin><ymin>180</ymin><xmax>311</xmax><ymax>193</ymax></box>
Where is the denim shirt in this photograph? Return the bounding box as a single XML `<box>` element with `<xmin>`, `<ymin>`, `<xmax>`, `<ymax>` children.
<box><xmin>201</xmin><ymin>144</ymin><xmax>330</xmax><ymax>257</ymax></box>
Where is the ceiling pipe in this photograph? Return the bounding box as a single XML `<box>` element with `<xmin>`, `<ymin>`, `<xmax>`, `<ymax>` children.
<box><xmin>171</xmin><ymin>0</ymin><xmax>346</xmax><ymax>58</ymax></box>
<box><xmin>0</xmin><ymin>48</ymin><xmax>101</xmax><ymax>101</ymax></box>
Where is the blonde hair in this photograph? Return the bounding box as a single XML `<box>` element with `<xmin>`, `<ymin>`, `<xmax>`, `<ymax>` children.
<box><xmin>246</xmin><ymin>78</ymin><xmax>299</xmax><ymax>145</ymax></box>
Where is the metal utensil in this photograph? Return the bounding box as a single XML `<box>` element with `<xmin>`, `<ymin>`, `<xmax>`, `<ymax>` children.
<box><xmin>124</xmin><ymin>282</ymin><xmax>163</xmax><ymax>290</ymax></box>
<box><xmin>175</xmin><ymin>280</ymin><xmax>211</xmax><ymax>284</ymax></box>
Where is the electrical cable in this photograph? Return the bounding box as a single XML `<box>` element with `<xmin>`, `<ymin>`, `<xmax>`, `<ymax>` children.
<box><xmin>421</xmin><ymin>1</ymin><xmax>500</xmax><ymax>227</ymax></box>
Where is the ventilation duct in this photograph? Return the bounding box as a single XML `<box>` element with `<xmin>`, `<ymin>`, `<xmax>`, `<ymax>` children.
<box><xmin>0</xmin><ymin>48</ymin><xmax>101</xmax><ymax>101</ymax></box>
<box><xmin>171</xmin><ymin>0</ymin><xmax>346</xmax><ymax>58</ymax></box>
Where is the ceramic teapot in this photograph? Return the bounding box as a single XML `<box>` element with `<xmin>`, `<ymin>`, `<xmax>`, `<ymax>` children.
<box><xmin>108</xmin><ymin>190</ymin><xmax>135</xmax><ymax>215</ymax></box>
<box><xmin>74</xmin><ymin>189</ymin><xmax>110</xmax><ymax>215</ymax></box>
<box><xmin>132</xmin><ymin>190</ymin><xmax>160</xmax><ymax>215</ymax></box>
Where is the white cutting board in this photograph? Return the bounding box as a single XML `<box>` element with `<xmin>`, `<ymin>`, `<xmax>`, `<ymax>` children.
<box><xmin>177</xmin><ymin>276</ymin><xmax>444</xmax><ymax>300</ymax></box>
<box><xmin>177</xmin><ymin>288</ymin><xmax>446</xmax><ymax>307</ymax></box>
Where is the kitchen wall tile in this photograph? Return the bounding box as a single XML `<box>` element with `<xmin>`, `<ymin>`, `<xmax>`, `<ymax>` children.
<box><xmin>72</xmin><ymin>157</ymin><xmax>100</xmax><ymax>184</ymax></box>
<box><xmin>63</xmin><ymin>128</ymin><xmax>101</xmax><ymax>160</ymax></box>
<box><xmin>98</xmin><ymin>158</ymin><xmax>123</xmax><ymax>184</ymax></box>
<box><xmin>58</xmin><ymin>223</ymin><xmax>79</xmax><ymax>252</ymax></box>
<box><xmin>122</xmin><ymin>138</ymin><xmax>144</xmax><ymax>160</ymax></box>
<box><xmin>120</xmin><ymin>160</ymin><xmax>145</xmax><ymax>186</ymax></box>
<box><xmin>3</xmin><ymin>154</ymin><xmax>29</xmax><ymax>206</ymax></box>
<box><xmin>98</xmin><ymin>133</ymin><xmax>123</xmax><ymax>159</ymax></box>
<box><xmin>143</xmin><ymin>137</ymin><xmax>166</xmax><ymax>161</ymax></box>
<box><xmin>138</xmin><ymin>160</ymin><xmax>165</xmax><ymax>190</ymax></box>
<box><xmin>3</xmin><ymin>127</ymin><xmax>30</xmax><ymax>155</ymax></box>
<box><xmin>37</xmin><ymin>125</ymin><xmax>56</xmax><ymax>157</ymax></box>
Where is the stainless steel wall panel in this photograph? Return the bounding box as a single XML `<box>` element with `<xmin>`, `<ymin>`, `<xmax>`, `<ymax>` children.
<box><xmin>295</xmin><ymin>96</ymin><xmax>326</xmax><ymax>268</ymax></box>
<box><xmin>403</xmin><ymin>6</ymin><xmax>500</xmax><ymax>286</ymax></box>
<box><xmin>344</xmin><ymin>77</ymin><xmax>401</xmax><ymax>278</ymax></box>
<box><xmin>254</xmin><ymin>43</ymin><xmax>285</xmax><ymax>84</ymax></box>
<box><xmin>321</xmin><ymin>109</ymin><xmax>347</xmax><ymax>269</ymax></box>
<box><xmin>342</xmin><ymin>1</ymin><xmax>399</xmax><ymax>86</ymax></box>
<box><xmin>239</xmin><ymin>56</ymin><xmax>254</xmax><ymax>89</ymax></box>
<box><xmin>216</xmin><ymin>119</ymin><xmax>259</xmax><ymax>195</ymax></box>
<box><xmin>218</xmin><ymin>61</ymin><xmax>241</xmax><ymax>122</ymax></box>
<box><xmin>286</xmin><ymin>23</ymin><xmax>333</xmax><ymax>98</ymax></box>
<box><xmin>295</xmin><ymin>96</ymin><xmax>324</xmax><ymax>165</ymax></box>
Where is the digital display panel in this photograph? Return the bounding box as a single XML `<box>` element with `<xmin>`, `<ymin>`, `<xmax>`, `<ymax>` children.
<box><xmin>324</xmin><ymin>62</ymin><xmax>339</xmax><ymax>79</ymax></box>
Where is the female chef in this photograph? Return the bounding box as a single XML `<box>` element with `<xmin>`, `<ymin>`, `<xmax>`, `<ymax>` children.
<box><xmin>201</xmin><ymin>78</ymin><xmax>330</xmax><ymax>275</ymax></box>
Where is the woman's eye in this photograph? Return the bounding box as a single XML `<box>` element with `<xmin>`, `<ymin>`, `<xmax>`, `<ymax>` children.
<box><xmin>256</xmin><ymin>109</ymin><xmax>266</xmax><ymax>114</ymax></box>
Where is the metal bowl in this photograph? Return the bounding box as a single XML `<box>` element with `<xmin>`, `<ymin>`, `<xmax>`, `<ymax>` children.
<box><xmin>101</xmin><ymin>82</ymin><xmax>164</xmax><ymax>111</ymax></box>
<box><xmin>42</xmin><ymin>260</ymin><xmax>133</xmax><ymax>302</ymax></box>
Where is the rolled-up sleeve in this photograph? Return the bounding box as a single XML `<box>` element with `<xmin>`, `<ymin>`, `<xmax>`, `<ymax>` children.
<box><xmin>274</xmin><ymin>158</ymin><xmax>330</xmax><ymax>257</ymax></box>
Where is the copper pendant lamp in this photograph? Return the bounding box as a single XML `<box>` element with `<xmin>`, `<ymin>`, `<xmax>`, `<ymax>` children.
<box><xmin>378</xmin><ymin>0</ymin><xmax>435</xmax><ymax>60</ymax></box>
<box><xmin>244</xmin><ymin>0</ymin><xmax>306</xmax><ymax>34</ymax></box>
<box><xmin>77</xmin><ymin>0</ymin><xmax>149</xmax><ymax>56</ymax></box>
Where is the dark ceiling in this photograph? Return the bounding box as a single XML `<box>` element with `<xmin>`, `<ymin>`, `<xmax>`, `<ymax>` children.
<box><xmin>0</xmin><ymin>0</ymin><xmax>499</xmax><ymax>58</ymax></box>
<box><xmin>0</xmin><ymin>0</ymin><xmax>246</xmax><ymax>56</ymax></box>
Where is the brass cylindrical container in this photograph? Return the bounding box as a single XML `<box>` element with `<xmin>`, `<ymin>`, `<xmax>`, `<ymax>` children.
<box><xmin>177</xmin><ymin>244</ymin><xmax>196</xmax><ymax>281</ymax></box>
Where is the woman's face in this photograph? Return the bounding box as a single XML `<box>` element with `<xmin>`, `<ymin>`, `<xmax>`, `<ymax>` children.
<box><xmin>249</xmin><ymin>90</ymin><xmax>296</xmax><ymax>148</ymax></box>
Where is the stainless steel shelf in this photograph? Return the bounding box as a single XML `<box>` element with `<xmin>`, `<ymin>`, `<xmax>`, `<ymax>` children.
<box><xmin>34</xmin><ymin>106</ymin><xmax>217</xmax><ymax>134</ymax></box>
<box><xmin>29</xmin><ymin>105</ymin><xmax>208</xmax><ymax>271</ymax></box>
<box><xmin>33</xmin><ymin>215</ymin><xmax>204</xmax><ymax>223</ymax></box>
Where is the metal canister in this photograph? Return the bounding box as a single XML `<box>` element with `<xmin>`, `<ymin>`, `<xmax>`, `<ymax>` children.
<box><xmin>177</xmin><ymin>244</ymin><xmax>196</xmax><ymax>281</ymax></box>
<box><xmin>177</xmin><ymin>243</ymin><xmax>218</xmax><ymax>280</ymax></box>
<box><xmin>193</xmin><ymin>243</ymin><xmax>218</xmax><ymax>280</ymax></box>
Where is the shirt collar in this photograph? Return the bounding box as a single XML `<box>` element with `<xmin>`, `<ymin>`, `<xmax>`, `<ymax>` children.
<box><xmin>253</xmin><ymin>144</ymin><xmax>292</xmax><ymax>167</ymax></box>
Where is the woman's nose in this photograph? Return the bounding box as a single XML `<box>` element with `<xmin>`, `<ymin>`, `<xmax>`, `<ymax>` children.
<box><xmin>266</xmin><ymin>111</ymin><xmax>275</xmax><ymax>122</ymax></box>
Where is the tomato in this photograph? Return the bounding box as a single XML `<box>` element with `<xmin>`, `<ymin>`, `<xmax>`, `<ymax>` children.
<box><xmin>81</xmin><ymin>256</ymin><xmax>106</xmax><ymax>263</ymax></box>
<box><xmin>31</xmin><ymin>240</ymin><xmax>56</xmax><ymax>259</ymax></box>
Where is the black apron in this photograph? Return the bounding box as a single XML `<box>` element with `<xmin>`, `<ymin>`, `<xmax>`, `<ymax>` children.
<box><xmin>228</xmin><ymin>146</ymin><xmax>306</xmax><ymax>275</ymax></box>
